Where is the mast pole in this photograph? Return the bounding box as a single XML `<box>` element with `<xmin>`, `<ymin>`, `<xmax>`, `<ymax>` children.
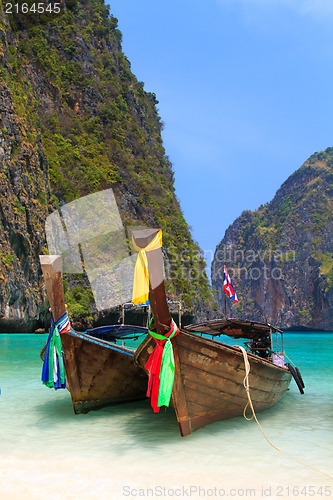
<box><xmin>39</xmin><ymin>255</ymin><xmax>66</xmax><ymax>323</ymax></box>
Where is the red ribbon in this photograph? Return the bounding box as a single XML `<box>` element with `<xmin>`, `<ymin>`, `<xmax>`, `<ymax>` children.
<box><xmin>145</xmin><ymin>320</ymin><xmax>179</xmax><ymax>413</ymax></box>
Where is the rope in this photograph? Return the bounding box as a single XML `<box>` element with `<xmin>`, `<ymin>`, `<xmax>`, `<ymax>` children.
<box><xmin>284</xmin><ymin>352</ymin><xmax>297</xmax><ymax>368</ymax></box>
<box><xmin>236</xmin><ymin>345</ymin><xmax>333</xmax><ymax>480</ymax></box>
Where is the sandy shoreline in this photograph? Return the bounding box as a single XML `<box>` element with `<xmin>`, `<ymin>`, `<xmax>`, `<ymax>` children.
<box><xmin>1</xmin><ymin>453</ymin><xmax>331</xmax><ymax>500</ymax></box>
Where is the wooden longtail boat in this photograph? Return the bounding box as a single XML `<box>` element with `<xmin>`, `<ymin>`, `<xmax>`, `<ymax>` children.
<box><xmin>133</xmin><ymin>229</ymin><xmax>293</xmax><ymax>437</ymax></box>
<box><xmin>39</xmin><ymin>254</ymin><xmax>148</xmax><ymax>414</ymax></box>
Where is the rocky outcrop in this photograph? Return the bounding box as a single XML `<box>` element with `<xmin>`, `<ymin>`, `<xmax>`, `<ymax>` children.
<box><xmin>212</xmin><ymin>149</ymin><xmax>333</xmax><ymax>331</ymax></box>
<box><xmin>0</xmin><ymin>83</ymin><xmax>51</xmax><ymax>331</ymax></box>
<box><xmin>0</xmin><ymin>1</ymin><xmax>215</xmax><ymax>331</ymax></box>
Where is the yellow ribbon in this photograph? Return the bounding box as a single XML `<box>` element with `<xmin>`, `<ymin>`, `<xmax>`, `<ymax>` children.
<box><xmin>131</xmin><ymin>230</ymin><xmax>162</xmax><ymax>305</ymax></box>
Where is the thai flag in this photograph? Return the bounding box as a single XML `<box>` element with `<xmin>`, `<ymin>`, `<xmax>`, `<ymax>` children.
<box><xmin>223</xmin><ymin>266</ymin><xmax>238</xmax><ymax>303</ymax></box>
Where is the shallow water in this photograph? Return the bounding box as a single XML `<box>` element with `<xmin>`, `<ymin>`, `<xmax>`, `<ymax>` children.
<box><xmin>0</xmin><ymin>333</ymin><xmax>332</xmax><ymax>499</ymax></box>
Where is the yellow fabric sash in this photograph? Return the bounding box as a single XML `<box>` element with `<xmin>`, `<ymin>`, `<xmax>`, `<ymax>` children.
<box><xmin>131</xmin><ymin>230</ymin><xmax>162</xmax><ymax>305</ymax></box>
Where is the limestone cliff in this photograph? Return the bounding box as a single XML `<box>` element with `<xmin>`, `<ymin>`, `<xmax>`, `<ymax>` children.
<box><xmin>0</xmin><ymin>0</ymin><xmax>216</xmax><ymax>331</ymax></box>
<box><xmin>212</xmin><ymin>149</ymin><xmax>333</xmax><ymax>331</ymax></box>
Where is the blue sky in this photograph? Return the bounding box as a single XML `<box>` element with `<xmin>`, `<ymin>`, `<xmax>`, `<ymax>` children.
<box><xmin>109</xmin><ymin>0</ymin><xmax>333</xmax><ymax>276</ymax></box>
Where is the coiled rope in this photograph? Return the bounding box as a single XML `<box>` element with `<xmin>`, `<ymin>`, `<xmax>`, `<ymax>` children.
<box><xmin>237</xmin><ymin>345</ymin><xmax>332</xmax><ymax>480</ymax></box>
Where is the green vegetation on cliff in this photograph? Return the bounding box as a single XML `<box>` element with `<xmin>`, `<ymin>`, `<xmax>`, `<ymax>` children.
<box><xmin>212</xmin><ymin>148</ymin><xmax>333</xmax><ymax>330</ymax></box>
<box><xmin>230</xmin><ymin>152</ymin><xmax>333</xmax><ymax>253</ymax></box>
<box><xmin>0</xmin><ymin>0</ymin><xmax>216</xmax><ymax>328</ymax></box>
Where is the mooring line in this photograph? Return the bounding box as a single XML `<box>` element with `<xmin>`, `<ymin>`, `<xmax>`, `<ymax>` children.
<box><xmin>237</xmin><ymin>345</ymin><xmax>333</xmax><ymax>481</ymax></box>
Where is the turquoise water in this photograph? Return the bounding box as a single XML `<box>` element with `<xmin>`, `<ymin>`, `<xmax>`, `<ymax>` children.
<box><xmin>0</xmin><ymin>333</ymin><xmax>332</xmax><ymax>499</ymax></box>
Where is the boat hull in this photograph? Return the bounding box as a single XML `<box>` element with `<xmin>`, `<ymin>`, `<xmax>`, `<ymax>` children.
<box><xmin>61</xmin><ymin>330</ymin><xmax>148</xmax><ymax>414</ymax></box>
<box><xmin>135</xmin><ymin>330</ymin><xmax>292</xmax><ymax>436</ymax></box>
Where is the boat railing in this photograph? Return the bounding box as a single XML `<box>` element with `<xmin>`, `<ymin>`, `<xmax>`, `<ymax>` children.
<box><xmin>270</xmin><ymin>327</ymin><xmax>284</xmax><ymax>354</ymax></box>
<box><xmin>270</xmin><ymin>327</ymin><xmax>286</xmax><ymax>366</ymax></box>
<box><xmin>121</xmin><ymin>300</ymin><xmax>182</xmax><ymax>331</ymax></box>
<box><xmin>167</xmin><ymin>300</ymin><xmax>182</xmax><ymax>328</ymax></box>
<box><xmin>121</xmin><ymin>302</ymin><xmax>151</xmax><ymax>346</ymax></box>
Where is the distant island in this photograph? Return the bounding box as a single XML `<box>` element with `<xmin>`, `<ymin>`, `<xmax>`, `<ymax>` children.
<box><xmin>212</xmin><ymin>148</ymin><xmax>333</xmax><ymax>331</ymax></box>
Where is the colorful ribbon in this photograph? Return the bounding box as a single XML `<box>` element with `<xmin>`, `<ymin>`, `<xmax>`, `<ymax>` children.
<box><xmin>41</xmin><ymin>312</ymin><xmax>70</xmax><ymax>390</ymax></box>
<box><xmin>131</xmin><ymin>230</ymin><xmax>162</xmax><ymax>305</ymax></box>
<box><xmin>145</xmin><ymin>317</ymin><xmax>180</xmax><ymax>412</ymax></box>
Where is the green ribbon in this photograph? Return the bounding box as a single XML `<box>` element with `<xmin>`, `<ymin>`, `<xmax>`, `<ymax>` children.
<box><xmin>44</xmin><ymin>322</ymin><xmax>66</xmax><ymax>389</ymax></box>
<box><xmin>148</xmin><ymin>317</ymin><xmax>179</xmax><ymax>408</ymax></box>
